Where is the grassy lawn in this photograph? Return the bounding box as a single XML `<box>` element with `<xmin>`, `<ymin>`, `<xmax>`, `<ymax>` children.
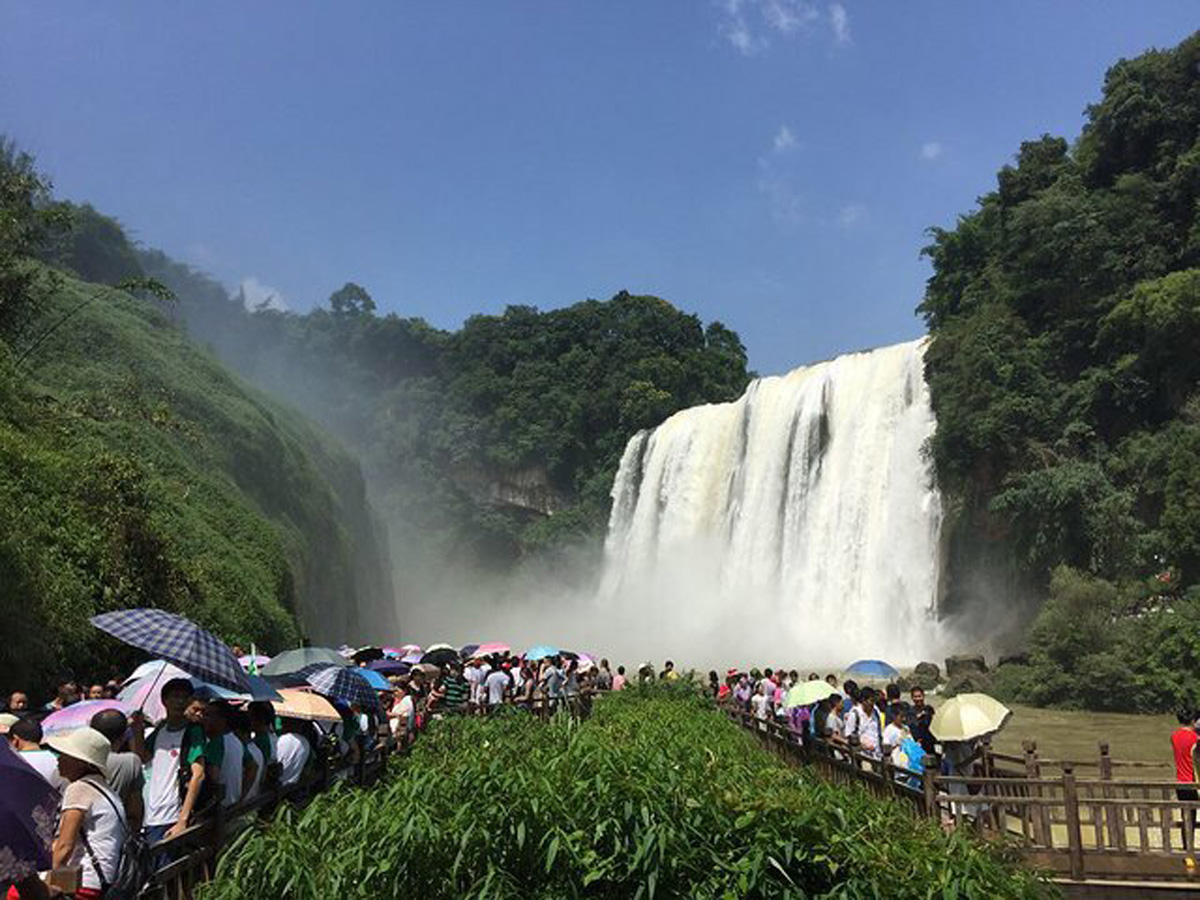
<box><xmin>991</xmin><ymin>704</ymin><xmax>1176</xmax><ymax>774</ymax></box>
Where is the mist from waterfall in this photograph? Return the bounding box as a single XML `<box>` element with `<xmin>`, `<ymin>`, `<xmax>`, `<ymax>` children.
<box><xmin>598</xmin><ymin>339</ymin><xmax>945</xmax><ymax>668</ymax></box>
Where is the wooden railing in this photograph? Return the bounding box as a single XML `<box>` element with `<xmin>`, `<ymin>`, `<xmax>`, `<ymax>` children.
<box><xmin>723</xmin><ymin>703</ymin><xmax>1200</xmax><ymax>889</ymax></box>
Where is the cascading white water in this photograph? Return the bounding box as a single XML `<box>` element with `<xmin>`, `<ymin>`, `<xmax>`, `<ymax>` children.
<box><xmin>599</xmin><ymin>339</ymin><xmax>944</xmax><ymax>667</ymax></box>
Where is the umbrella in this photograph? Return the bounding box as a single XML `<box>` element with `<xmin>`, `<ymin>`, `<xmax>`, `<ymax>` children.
<box><xmin>931</xmin><ymin>693</ymin><xmax>1012</xmax><ymax>742</ymax></box>
<box><xmin>301</xmin><ymin>664</ymin><xmax>381</xmax><ymax>710</ymax></box>
<box><xmin>0</xmin><ymin>740</ymin><xmax>59</xmax><ymax>883</ymax></box>
<box><xmin>121</xmin><ymin>661</ymin><xmax>280</xmax><ymax>720</ymax></box>
<box><xmin>477</xmin><ymin>642</ymin><xmax>510</xmax><ymax>656</ymax></box>
<box><xmin>41</xmin><ymin>699</ymin><xmax>132</xmax><ymax>736</ymax></box>
<box><xmin>843</xmin><ymin>659</ymin><xmax>901</xmax><ymax>681</ymax></box>
<box><xmin>367</xmin><ymin>659</ymin><xmax>410</xmax><ymax>677</ymax></box>
<box><xmin>412</xmin><ymin>663</ymin><xmax>441</xmax><ymax>677</ymax></box>
<box><xmin>784</xmin><ymin>680</ymin><xmax>836</xmax><ymax>709</ymax></box>
<box><xmin>239</xmin><ymin>654</ymin><xmax>271</xmax><ymax>671</ymax></box>
<box><xmin>356</xmin><ymin>668</ymin><xmax>393</xmax><ymax>691</ymax></box>
<box><xmin>352</xmin><ymin>646</ymin><xmax>385</xmax><ymax>664</ymax></box>
<box><xmin>260</xmin><ymin>647</ymin><xmax>349</xmax><ymax>676</ymax></box>
<box><xmin>381</xmin><ymin>647</ymin><xmax>405</xmax><ymax>659</ymax></box>
<box><xmin>193</xmin><ymin>674</ymin><xmax>282</xmax><ymax>704</ymax></box>
<box><xmin>420</xmin><ymin>647</ymin><xmax>459</xmax><ymax>667</ymax></box>
<box><xmin>559</xmin><ymin>650</ymin><xmax>580</xmax><ymax>661</ymax></box>
<box><xmin>400</xmin><ymin>650</ymin><xmax>423</xmax><ymax>664</ymax></box>
<box><xmin>525</xmin><ymin>645</ymin><xmax>559</xmax><ymax>661</ymax></box>
<box><xmin>426</xmin><ymin>642</ymin><xmax>455</xmax><ymax>652</ymax></box>
<box><xmin>460</xmin><ymin>643</ymin><xmax>481</xmax><ymax>659</ymax></box>
<box><xmin>92</xmin><ymin>608</ymin><xmax>252</xmax><ymax>693</ymax></box>
<box><xmin>271</xmin><ymin>688</ymin><xmax>342</xmax><ymax>723</ymax></box>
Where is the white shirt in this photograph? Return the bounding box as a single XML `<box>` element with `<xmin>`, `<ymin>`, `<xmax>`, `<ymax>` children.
<box><xmin>485</xmin><ymin>670</ymin><xmax>509</xmax><ymax>705</ymax></box>
<box><xmin>883</xmin><ymin>723</ymin><xmax>905</xmax><ymax>755</ymax></box>
<box><xmin>219</xmin><ymin>732</ymin><xmax>244</xmax><ymax>807</ymax></box>
<box><xmin>144</xmin><ymin>724</ymin><xmax>196</xmax><ymax>827</ymax></box>
<box><xmin>243</xmin><ymin>739</ymin><xmax>265</xmax><ymax>800</ymax></box>
<box><xmin>389</xmin><ymin>696</ymin><xmax>415</xmax><ymax>735</ymax></box>
<box><xmin>750</xmin><ymin>693</ymin><xmax>770</xmax><ymax>720</ymax></box>
<box><xmin>18</xmin><ymin>748</ymin><xmax>65</xmax><ymax>790</ymax></box>
<box><xmin>276</xmin><ymin>733</ymin><xmax>310</xmax><ymax>786</ymax></box>
<box><xmin>61</xmin><ymin>776</ymin><xmax>126</xmax><ymax>891</ymax></box>
<box><xmin>845</xmin><ymin>706</ymin><xmax>882</xmax><ymax>757</ymax></box>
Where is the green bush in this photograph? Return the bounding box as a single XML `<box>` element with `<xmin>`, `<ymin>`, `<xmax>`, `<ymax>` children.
<box><xmin>204</xmin><ymin>688</ymin><xmax>1050</xmax><ymax>899</ymax></box>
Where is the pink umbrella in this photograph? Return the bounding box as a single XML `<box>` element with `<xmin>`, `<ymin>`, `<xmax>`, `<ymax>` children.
<box><xmin>476</xmin><ymin>642</ymin><xmax>510</xmax><ymax>655</ymax></box>
<box><xmin>400</xmin><ymin>650</ymin><xmax>423</xmax><ymax>664</ymax></box>
<box><xmin>41</xmin><ymin>699</ymin><xmax>132</xmax><ymax>736</ymax></box>
<box><xmin>239</xmin><ymin>654</ymin><xmax>270</xmax><ymax>670</ymax></box>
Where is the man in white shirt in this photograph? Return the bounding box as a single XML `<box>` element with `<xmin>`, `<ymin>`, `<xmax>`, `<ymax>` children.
<box><xmin>463</xmin><ymin>662</ymin><xmax>483</xmax><ymax>707</ymax></box>
<box><xmin>6</xmin><ymin>717</ymin><xmax>65</xmax><ymax>789</ymax></box>
<box><xmin>844</xmin><ymin>688</ymin><xmax>883</xmax><ymax>760</ymax></box>
<box><xmin>276</xmin><ymin>719</ymin><xmax>312</xmax><ymax>787</ymax></box>
<box><xmin>485</xmin><ymin>667</ymin><xmax>510</xmax><ymax>707</ymax></box>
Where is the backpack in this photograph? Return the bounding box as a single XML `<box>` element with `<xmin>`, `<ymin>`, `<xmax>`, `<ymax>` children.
<box><xmin>78</xmin><ymin>776</ymin><xmax>153</xmax><ymax>900</ymax></box>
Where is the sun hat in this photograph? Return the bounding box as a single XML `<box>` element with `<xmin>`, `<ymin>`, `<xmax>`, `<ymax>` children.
<box><xmin>44</xmin><ymin>726</ymin><xmax>111</xmax><ymax>771</ymax></box>
<box><xmin>0</xmin><ymin>712</ymin><xmax>18</xmax><ymax>733</ymax></box>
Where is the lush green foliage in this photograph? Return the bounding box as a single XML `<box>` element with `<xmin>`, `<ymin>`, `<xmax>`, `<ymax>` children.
<box><xmin>0</xmin><ymin>262</ymin><xmax>395</xmax><ymax>696</ymax></box>
<box><xmin>204</xmin><ymin>688</ymin><xmax>1048</xmax><ymax>899</ymax></box>
<box><xmin>919</xmin><ymin>33</ymin><xmax>1200</xmax><ymax>710</ymax></box>
<box><xmin>144</xmin><ymin>250</ymin><xmax>751</xmax><ymax>569</ymax></box>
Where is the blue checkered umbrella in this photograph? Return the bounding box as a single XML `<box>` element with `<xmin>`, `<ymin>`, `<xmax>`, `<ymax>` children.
<box><xmin>91</xmin><ymin>608</ymin><xmax>252</xmax><ymax>693</ymax></box>
<box><xmin>299</xmin><ymin>664</ymin><xmax>381</xmax><ymax>710</ymax></box>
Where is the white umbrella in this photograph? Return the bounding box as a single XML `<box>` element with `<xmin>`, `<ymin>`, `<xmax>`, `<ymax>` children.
<box><xmin>931</xmin><ymin>693</ymin><xmax>1012</xmax><ymax>742</ymax></box>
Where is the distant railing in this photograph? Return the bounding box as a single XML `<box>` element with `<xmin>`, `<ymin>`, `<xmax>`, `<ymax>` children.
<box><xmin>722</xmin><ymin>702</ymin><xmax>1200</xmax><ymax>889</ymax></box>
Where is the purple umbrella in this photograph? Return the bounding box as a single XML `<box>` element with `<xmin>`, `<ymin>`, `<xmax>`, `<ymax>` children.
<box><xmin>42</xmin><ymin>699</ymin><xmax>132</xmax><ymax>736</ymax></box>
<box><xmin>367</xmin><ymin>659</ymin><xmax>411</xmax><ymax>677</ymax></box>
<box><xmin>0</xmin><ymin>740</ymin><xmax>59</xmax><ymax>883</ymax></box>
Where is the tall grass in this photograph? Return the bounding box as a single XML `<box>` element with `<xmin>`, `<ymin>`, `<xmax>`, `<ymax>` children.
<box><xmin>204</xmin><ymin>686</ymin><xmax>1052</xmax><ymax>899</ymax></box>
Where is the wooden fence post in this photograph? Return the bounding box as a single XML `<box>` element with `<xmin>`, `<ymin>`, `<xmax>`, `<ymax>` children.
<box><xmin>922</xmin><ymin>761</ymin><xmax>937</xmax><ymax>819</ymax></box>
<box><xmin>1024</xmin><ymin>739</ymin><xmax>1048</xmax><ymax>846</ymax></box>
<box><xmin>1098</xmin><ymin>741</ymin><xmax>1124</xmax><ymax>850</ymax></box>
<box><xmin>1062</xmin><ymin>764</ymin><xmax>1086</xmax><ymax>880</ymax></box>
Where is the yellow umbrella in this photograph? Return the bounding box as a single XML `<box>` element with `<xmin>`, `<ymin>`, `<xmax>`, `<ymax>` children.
<box><xmin>930</xmin><ymin>693</ymin><xmax>1012</xmax><ymax>742</ymax></box>
<box><xmin>271</xmin><ymin>688</ymin><xmax>342</xmax><ymax>723</ymax></box>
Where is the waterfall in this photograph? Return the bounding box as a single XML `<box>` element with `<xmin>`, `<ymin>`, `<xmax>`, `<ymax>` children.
<box><xmin>599</xmin><ymin>339</ymin><xmax>944</xmax><ymax>667</ymax></box>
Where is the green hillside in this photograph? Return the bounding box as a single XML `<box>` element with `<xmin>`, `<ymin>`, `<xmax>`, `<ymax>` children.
<box><xmin>921</xmin><ymin>32</ymin><xmax>1200</xmax><ymax>711</ymax></box>
<box><xmin>0</xmin><ymin>269</ymin><xmax>394</xmax><ymax>693</ymax></box>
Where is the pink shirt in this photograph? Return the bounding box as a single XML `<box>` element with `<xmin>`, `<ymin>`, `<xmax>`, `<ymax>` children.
<box><xmin>612</xmin><ymin>675</ymin><xmax>626</xmax><ymax>690</ymax></box>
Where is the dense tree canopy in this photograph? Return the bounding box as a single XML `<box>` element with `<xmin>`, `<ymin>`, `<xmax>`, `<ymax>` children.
<box><xmin>922</xmin><ymin>32</ymin><xmax>1200</xmax><ymax>711</ymax></box>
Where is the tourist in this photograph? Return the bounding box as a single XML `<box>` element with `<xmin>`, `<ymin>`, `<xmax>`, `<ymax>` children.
<box><xmin>0</xmin><ymin>711</ymin><xmax>16</xmax><ymax>735</ymax></box>
<box><xmin>89</xmin><ymin>708</ymin><xmax>145</xmax><ymax>831</ymax></box>
<box><xmin>659</xmin><ymin>660</ymin><xmax>678</xmax><ymax>682</ymax></box>
<box><xmin>6</xmin><ymin>717</ymin><xmax>63</xmax><ymax>788</ymax></box>
<box><xmin>884</xmin><ymin>683</ymin><xmax>907</xmax><ymax>723</ymax></box>
<box><xmin>841</xmin><ymin>680</ymin><xmax>859</xmax><ymax>715</ymax></box>
<box><xmin>390</xmin><ymin>683</ymin><xmax>415</xmax><ymax>742</ymax></box>
<box><xmin>823</xmin><ymin>694</ymin><xmax>845</xmax><ymax>747</ymax></box>
<box><xmin>844</xmin><ymin>687</ymin><xmax>882</xmax><ymax>760</ymax></box>
<box><xmin>485</xmin><ymin>663</ymin><xmax>511</xmax><ymax>707</ymax></box>
<box><xmin>230</xmin><ymin>708</ymin><xmax>264</xmax><ymax>801</ymax></box>
<box><xmin>881</xmin><ymin>707</ymin><xmax>907</xmax><ymax>762</ymax></box>
<box><xmin>563</xmin><ymin>660</ymin><xmax>581</xmax><ymax>699</ymax></box>
<box><xmin>541</xmin><ymin>657</ymin><xmax>565</xmax><ymax>708</ymax></box>
<box><xmin>202</xmin><ymin>700</ymin><xmax>246</xmax><ymax>808</ymax></box>
<box><xmin>276</xmin><ymin>718</ymin><xmax>312</xmax><ymax>787</ymax></box>
<box><xmin>441</xmin><ymin>662</ymin><xmax>470</xmax><ymax>712</ymax></box>
<box><xmin>463</xmin><ymin>658</ymin><xmax>484</xmax><ymax>707</ymax></box>
<box><xmin>7</xmin><ymin>690</ymin><xmax>29</xmax><ymax>713</ymax></box>
<box><xmin>130</xmin><ymin>677</ymin><xmax>211</xmax><ymax>844</ymax></box>
<box><xmin>750</xmin><ymin>681</ymin><xmax>772</xmax><ymax>724</ymax></box>
<box><xmin>46</xmin><ymin>681</ymin><xmax>79</xmax><ymax>712</ymax></box>
<box><xmin>46</xmin><ymin>727</ymin><xmax>126</xmax><ymax>900</ymax></box>
<box><xmin>1171</xmin><ymin>710</ymin><xmax>1199</xmax><ymax>844</ymax></box>
<box><xmin>596</xmin><ymin>659</ymin><xmax>613</xmax><ymax>691</ymax></box>
<box><xmin>86</xmin><ymin>684</ymin><xmax>105</xmax><ymax>701</ymax></box>
<box><xmin>907</xmin><ymin>687</ymin><xmax>935</xmax><ymax>754</ymax></box>
<box><xmin>612</xmin><ymin>665</ymin><xmax>627</xmax><ymax>691</ymax></box>
<box><xmin>824</xmin><ymin>674</ymin><xmax>838</xmax><ymax>689</ymax></box>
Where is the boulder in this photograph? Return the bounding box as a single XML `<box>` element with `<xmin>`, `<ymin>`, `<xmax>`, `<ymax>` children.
<box><xmin>914</xmin><ymin>661</ymin><xmax>941</xmax><ymax>683</ymax></box>
<box><xmin>943</xmin><ymin>671</ymin><xmax>993</xmax><ymax>697</ymax></box>
<box><xmin>945</xmin><ymin>654</ymin><xmax>988</xmax><ymax>678</ymax></box>
<box><xmin>998</xmin><ymin>652</ymin><xmax>1029</xmax><ymax>668</ymax></box>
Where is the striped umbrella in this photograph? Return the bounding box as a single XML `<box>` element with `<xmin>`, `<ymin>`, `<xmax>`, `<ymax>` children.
<box><xmin>91</xmin><ymin>609</ymin><xmax>251</xmax><ymax>693</ymax></box>
<box><xmin>299</xmin><ymin>664</ymin><xmax>380</xmax><ymax>710</ymax></box>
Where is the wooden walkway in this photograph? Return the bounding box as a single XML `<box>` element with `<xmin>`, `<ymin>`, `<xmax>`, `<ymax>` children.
<box><xmin>724</xmin><ymin>705</ymin><xmax>1200</xmax><ymax>898</ymax></box>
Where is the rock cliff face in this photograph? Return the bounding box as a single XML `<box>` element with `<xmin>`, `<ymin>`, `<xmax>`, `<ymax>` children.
<box><xmin>450</xmin><ymin>464</ymin><xmax>567</xmax><ymax>517</ymax></box>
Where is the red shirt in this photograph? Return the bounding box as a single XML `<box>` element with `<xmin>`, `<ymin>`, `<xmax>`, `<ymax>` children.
<box><xmin>1172</xmin><ymin>727</ymin><xmax>1197</xmax><ymax>782</ymax></box>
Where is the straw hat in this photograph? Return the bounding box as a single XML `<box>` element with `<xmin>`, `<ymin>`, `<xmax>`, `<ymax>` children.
<box><xmin>0</xmin><ymin>712</ymin><xmax>18</xmax><ymax>734</ymax></box>
<box><xmin>44</xmin><ymin>726</ymin><xmax>111</xmax><ymax>771</ymax></box>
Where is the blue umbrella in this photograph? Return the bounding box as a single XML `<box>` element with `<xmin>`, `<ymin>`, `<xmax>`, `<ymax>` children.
<box><xmin>299</xmin><ymin>664</ymin><xmax>381</xmax><ymax>710</ymax></box>
<box><xmin>193</xmin><ymin>673</ymin><xmax>283</xmax><ymax>703</ymax></box>
<box><xmin>0</xmin><ymin>740</ymin><xmax>59</xmax><ymax>883</ymax></box>
<box><xmin>356</xmin><ymin>667</ymin><xmax>392</xmax><ymax>691</ymax></box>
<box><xmin>844</xmin><ymin>659</ymin><xmax>901</xmax><ymax>680</ymax></box>
<box><xmin>91</xmin><ymin>608</ymin><xmax>251</xmax><ymax>693</ymax></box>
<box><xmin>525</xmin><ymin>645</ymin><xmax>559</xmax><ymax>661</ymax></box>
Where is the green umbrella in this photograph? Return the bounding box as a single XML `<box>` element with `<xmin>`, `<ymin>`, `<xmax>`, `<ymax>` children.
<box><xmin>784</xmin><ymin>680</ymin><xmax>836</xmax><ymax>708</ymax></box>
<box><xmin>930</xmin><ymin>693</ymin><xmax>1012</xmax><ymax>742</ymax></box>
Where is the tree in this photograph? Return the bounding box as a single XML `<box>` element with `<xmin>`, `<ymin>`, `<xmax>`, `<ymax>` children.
<box><xmin>329</xmin><ymin>282</ymin><xmax>376</xmax><ymax>318</ymax></box>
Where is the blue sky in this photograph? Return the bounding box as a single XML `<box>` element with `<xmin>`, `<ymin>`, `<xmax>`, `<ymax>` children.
<box><xmin>1</xmin><ymin>3</ymin><xmax>1195</xmax><ymax>375</ymax></box>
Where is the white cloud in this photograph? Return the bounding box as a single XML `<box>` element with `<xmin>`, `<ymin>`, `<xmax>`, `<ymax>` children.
<box><xmin>757</xmin><ymin>126</ymin><xmax>804</xmax><ymax>223</ymax></box>
<box><xmin>716</xmin><ymin>0</ymin><xmax>824</xmax><ymax>55</ymax></box>
<box><xmin>920</xmin><ymin>141</ymin><xmax>943</xmax><ymax>161</ymax></box>
<box><xmin>239</xmin><ymin>276</ymin><xmax>287</xmax><ymax>312</ymax></box>
<box><xmin>829</xmin><ymin>2</ymin><xmax>850</xmax><ymax>44</ymax></box>
<box><xmin>773</xmin><ymin>125</ymin><xmax>798</xmax><ymax>154</ymax></box>
<box><xmin>837</xmin><ymin>203</ymin><xmax>867</xmax><ymax>227</ymax></box>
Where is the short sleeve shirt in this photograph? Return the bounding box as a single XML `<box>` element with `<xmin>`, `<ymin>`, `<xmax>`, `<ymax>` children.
<box><xmin>144</xmin><ymin>723</ymin><xmax>207</xmax><ymax>827</ymax></box>
<box><xmin>61</xmin><ymin>777</ymin><xmax>125</xmax><ymax>891</ymax></box>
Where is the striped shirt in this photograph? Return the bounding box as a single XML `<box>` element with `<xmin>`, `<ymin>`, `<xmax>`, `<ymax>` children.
<box><xmin>442</xmin><ymin>674</ymin><xmax>469</xmax><ymax>709</ymax></box>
